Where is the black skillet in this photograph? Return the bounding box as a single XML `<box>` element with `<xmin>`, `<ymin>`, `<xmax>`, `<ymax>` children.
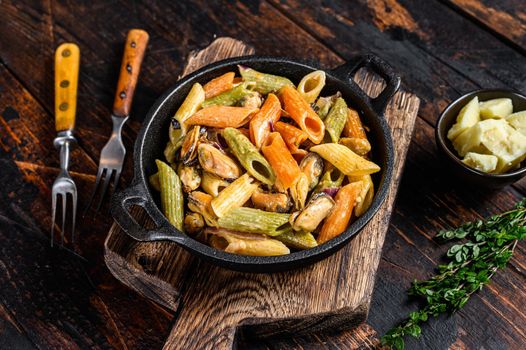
<box><xmin>111</xmin><ymin>55</ymin><xmax>399</xmax><ymax>272</ymax></box>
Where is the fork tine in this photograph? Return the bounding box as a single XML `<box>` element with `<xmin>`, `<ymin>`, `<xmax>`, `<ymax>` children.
<box><xmin>51</xmin><ymin>192</ymin><xmax>57</xmax><ymax>247</ymax></box>
<box><xmin>61</xmin><ymin>193</ymin><xmax>67</xmax><ymax>246</ymax></box>
<box><xmin>71</xmin><ymin>190</ymin><xmax>77</xmax><ymax>245</ymax></box>
<box><xmin>110</xmin><ymin>168</ymin><xmax>122</xmax><ymax>198</ymax></box>
<box><xmin>95</xmin><ymin>169</ymin><xmax>114</xmax><ymax>212</ymax></box>
<box><xmin>84</xmin><ymin>167</ymin><xmax>104</xmax><ymax>215</ymax></box>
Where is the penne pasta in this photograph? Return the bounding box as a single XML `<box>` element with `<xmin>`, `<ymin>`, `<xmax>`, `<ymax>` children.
<box><xmin>275</xmin><ymin>230</ymin><xmax>318</xmax><ymax>250</ymax></box>
<box><xmin>274</xmin><ymin>121</ymin><xmax>308</xmax><ymax>154</ymax></box>
<box><xmin>203</xmin><ymin>71</ymin><xmax>235</xmax><ymax>99</ymax></box>
<box><xmin>279</xmin><ymin>85</ymin><xmax>325</xmax><ymax>144</ymax></box>
<box><xmin>211</xmin><ymin>174</ymin><xmax>258</xmax><ymax>217</ymax></box>
<box><xmin>239</xmin><ymin>65</ymin><xmax>293</xmax><ymax>94</ymax></box>
<box><xmin>202</xmin><ymin>82</ymin><xmax>254</xmax><ymax>108</ymax></box>
<box><xmin>297</xmin><ymin>70</ymin><xmax>326</xmax><ymax>104</ymax></box>
<box><xmin>156</xmin><ymin>160</ymin><xmax>184</xmax><ymax>231</ymax></box>
<box><xmin>324</xmin><ymin>97</ymin><xmax>348</xmax><ymax>142</ymax></box>
<box><xmin>310</xmin><ymin>143</ymin><xmax>380</xmax><ymax>176</ymax></box>
<box><xmin>249</xmin><ymin>93</ymin><xmax>281</xmax><ymax>149</ymax></box>
<box><xmin>218</xmin><ymin>207</ymin><xmax>292</xmax><ymax>236</ymax></box>
<box><xmin>156</xmin><ymin>66</ymin><xmax>383</xmax><ymax>255</ymax></box>
<box><xmin>314</xmin><ymin>163</ymin><xmax>345</xmax><ymax>193</ymax></box>
<box><xmin>261</xmin><ymin>132</ymin><xmax>301</xmax><ymax>190</ymax></box>
<box><xmin>201</xmin><ymin>171</ymin><xmax>231</xmax><ymax>197</ymax></box>
<box><xmin>174</xmin><ymin>82</ymin><xmax>205</xmax><ymax>135</ymax></box>
<box><xmin>205</xmin><ymin>228</ymin><xmax>290</xmax><ymax>256</ymax></box>
<box><xmin>317</xmin><ymin>181</ymin><xmax>363</xmax><ymax>244</ymax></box>
<box><xmin>222</xmin><ymin>127</ymin><xmax>276</xmax><ymax>185</ymax></box>
<box><xmin>185</xmin><ymin>105</ymin><xmax>258</xmax><ymax>128</ymax></box>
<box><xmin>348</xmin><ymin>175</ymin><xmax>374</xmax><ymax>217</ymax></box>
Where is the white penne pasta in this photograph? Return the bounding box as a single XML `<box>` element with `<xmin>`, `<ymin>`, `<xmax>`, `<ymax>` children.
<box><xmin>310</xmin><ymin>143</ymin><xmax>380</xmax><ymax>176</ymax></box>
<box><xmin>211</xmin><ymin>173</ymin><xmax>258</xmax><ymax>217</ymax></box>
<box><xmin>297</xmin><ymin>70</ymin><xmax>326</xmax><ymax>104</ymax></box>
<box><xmin>348</xmin><ymin>174</ymin><xmax>375</xmax><ymax>217</ymax></box>
<box><xmin>174</xmin><ymin>82</ymin><xmax>205</xmax><ymax>134</ymax></box>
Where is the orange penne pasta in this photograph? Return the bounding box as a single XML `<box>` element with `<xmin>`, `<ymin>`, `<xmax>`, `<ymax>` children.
<box><xmin>343</xmin><ymin>108</ymin><xmax>367</xmax><ymax>139</ymax></box>
<box><xmin>279</xmin><ymin>86</ymin><xmax>325</xmax><ymax>144</ymax></box>
<box><xmin>249</xmin><ymin>93</ymin><xmax>281</xmax><ymax>149</ymax></box>
<box><xmin>261</xmin><ymin>132</ymin><xmax>301</xmax><ymax>190</ymax></box>
<box><xmin>185</xmin><ymin>106</ymin><xmax>258</xmax><ymax>128</ymax></box>
<box><xmin>274</xmin><ymin>121</ymin><xmax>308</xmax><ymax>154</ymax></box>
<box><xmin>203</xmin><ymin>72</ymin><xmax>235</xmax><ymax>99</ymax></box>
<box><xmin>317</xmin><ymin>181</ymin><xmax>363</xmax><ymax>244</ymax></box>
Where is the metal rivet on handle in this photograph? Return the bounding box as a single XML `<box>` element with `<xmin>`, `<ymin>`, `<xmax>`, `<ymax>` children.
<box><xmin>130</xmin><ymin>41</ymin><xmax>136</xmax><ymax>48</ymax></box>
<box><xmin>60</xmin><ymin>80</ymin><xmax>70</xmax><ymax>88</ymax></box>
<box><xmin>126</xmin><ymin>64</ymin><xmax>132</xmax><ymax>73</ymax></box>
<box><xmin>119</xmin><ymin>91</ymin><xmax>126</xmax><ymax>99</ymax></box>
<box><xmin>59</xmin><ymin>102</ymin><xmax>68</xmax><ymax>111</ymax></box>
<box><xmin>62</xmin><ymin>49</ymin><xmax>71</xmax><ymax>57</ymax></box>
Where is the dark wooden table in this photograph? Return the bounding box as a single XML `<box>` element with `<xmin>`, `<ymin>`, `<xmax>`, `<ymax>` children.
<box><xmin>1</xmin><ymin>1</ymin><xmax>525</xmax><ymax>349</ymax></box>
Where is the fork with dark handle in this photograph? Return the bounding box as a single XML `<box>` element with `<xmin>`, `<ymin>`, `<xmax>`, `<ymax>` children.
<box><xmin>85</xmin><ymin>29</ymin><xmax>149</xmax><ymax>213</ymax></box>
<box><xmin>51</xmin><ymin>43</ymin><xmax>80</xmax><ymax>247</ymax></box>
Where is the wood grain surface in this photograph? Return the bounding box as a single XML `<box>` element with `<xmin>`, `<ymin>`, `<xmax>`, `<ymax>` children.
<box><xmin>0</xmin><ymin>1</ymin><xmax>525</xmax><ymax>349</ymax></box>
<box><xmin>105</xmin><ymin>37</ymin><xmax>420</xmax><ymax>350</ymax></box>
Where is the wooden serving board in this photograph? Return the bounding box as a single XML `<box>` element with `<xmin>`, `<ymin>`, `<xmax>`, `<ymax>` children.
<box><xmin>104</xmin><ymin>37</ymin><xmax>420</xmax><ymax>349</ymax></box>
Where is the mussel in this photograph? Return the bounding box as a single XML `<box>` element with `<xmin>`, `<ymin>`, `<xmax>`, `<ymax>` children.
<box><xmin>339</xmin><ymin>137</ymin><xmax>371</xmax><ymax>156</ymax></box>
<box><xmin>201</xmin><ymin>171</ymin><xmax>231</xmax><ymax>197</ymax></box>
<box><xmin>184</xmin><ymin>212</ymin><xmax>205</xmax><ymax>235</ymax></box>
<box><xmin>289</xmin><ymin>192</ymin><xmax>335</xmax><ymax>232</ymax></box>
<box><xmin>251</xmin><ymin>188</ymin><xmax>291</xmax><ymax>213</ymax></box>
<box><xmin>177</xmin><ymin>164</ymin><xmax>201</xmax><ymax>193</ymax></box>
<box><xmin>299</xmin><ymin>153</ymin><xmax>324</xmax><ymax>191</ymax></box>
<box><xmin>239</xmin><ymin>91</ymin><xmax>263</xmax><ymax>109</ymax></box>
<box><xmin>198</xmin><ymin>143</ymin><xmax>241</xmax><ymax>180</ymax></box>
<box><xmin>180</xmin><ymin>125</ymin><xmax>203</xmax><ymax>165</ymax></box>
<box><xmin>187</xmin><ymin>191</ymin><xmax>217</xmax><ymax>226</ymax></box>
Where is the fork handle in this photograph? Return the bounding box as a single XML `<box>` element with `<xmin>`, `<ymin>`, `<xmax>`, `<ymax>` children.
<box><xmin>112</xmin><ymin>29</ymin><xmax>149</xmax><ymax>117</ymax></box>
<box><xmin>55</xmin><ymin>43</ymin><xmax>80</xmax><ymax>132</ymax></box>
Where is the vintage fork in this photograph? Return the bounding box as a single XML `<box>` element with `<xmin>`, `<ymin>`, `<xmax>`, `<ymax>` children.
<box><xmin>51</xmin><ymin>43</ymin><xmax>80</xmax><ymax>247</ymax></box>
<box><xmin>85</xmin><ymin>29</ymin><xmax>149</xmax><ymax>212</ymax></box>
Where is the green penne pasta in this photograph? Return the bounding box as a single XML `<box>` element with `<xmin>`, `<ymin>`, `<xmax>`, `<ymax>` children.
<box><xmin>222</xmin><ymin>127</ymin><xmax>276</xmax><ymax>185</ymax></box>
<box><xmin>324</xmin><ymin>97</ymin><xmax>348</xmax><ymax>142</ymax></box>
<box><xmin>314</xmin><ymin>164</ymin><xmax>345</xmax><ymax>193</ymax></box>
<box><xmin>156</xmin><ymin>160</ymin><xmax>184</xmax><ymax>231</ymax></box>
<box><xmin>164</xmin><ymin>141</ymin><xmax>178</xmax><ymax>165</ymax></box>
<box><xmin>201</xmin><ymin>83</ymin><xmax>254</xmax><ymax>108</ymax></box>
<box><xmin>217</xmin><ymin>207</ymin><xmax>291</xmax><ymax>237</ymax></box>
<box><xmin>314</xmin><ymin>92</ymin><xmax>340</xmax><ymax>120</ymax></box>
<box><xmin>148</xmin><ymin>172</ymin><xmax>161</xmax><ymax>192</ymax></box>
<box><xmin>275</xmin><ymin>231</ymin><xmax>318</xmax><ymax>250</ymax></box>
<box><xmin>238</xmin><ymin>65</ymin><xmax>293</xmax><ymax>95</ymax></box>
<box><xmin>173</xmin><ymin>82</ymin><xmax>205</xmax><ymax>135</ymax></box>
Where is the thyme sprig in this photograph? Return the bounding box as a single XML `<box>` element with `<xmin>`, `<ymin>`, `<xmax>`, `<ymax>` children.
<box><xmin>381</xmin><ymin>198</ymin><xmax>526</xmax><ymax>350</ymax></box>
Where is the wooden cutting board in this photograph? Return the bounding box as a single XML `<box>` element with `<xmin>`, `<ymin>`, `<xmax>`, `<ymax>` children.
<box><xmin>104</xmin><ymin>37</ymin><xmax>420</xmax><ymax>350</ymax></box>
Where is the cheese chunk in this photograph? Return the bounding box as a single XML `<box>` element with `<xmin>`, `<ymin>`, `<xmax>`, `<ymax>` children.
<box><xmin>479</xmin><ymin>98</ymin><xmax>513</xmax><ymax>119</ymax></box>
<box><xmin>447</xmin><ymin>96</ymin><xmax>480</xmax><ymax>140</ymax></box>
<box><xmin>506</xmin><ymin>111</ymin><xmax>526</xmax><ymax>136</ymax></box>
<box><xmin>462</xmin><ymin>152</ymin><xmax>498</xmax><ymax>173</ymax></box>
<box><xmin>452</xmin><ymin>119</ymin><xmax>526</xmax><ymax>173</ymax></box>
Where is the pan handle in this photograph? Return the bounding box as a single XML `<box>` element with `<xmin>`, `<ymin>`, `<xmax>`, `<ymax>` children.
<box><xmin>111</xmin><ymin>180</ymin><xmax>185</xmax><ymax>243</ymax></box>
<box><xmin>330</xmin><ymin>54</ymin><xmax>400</xmax><ymax>115</ymax></box>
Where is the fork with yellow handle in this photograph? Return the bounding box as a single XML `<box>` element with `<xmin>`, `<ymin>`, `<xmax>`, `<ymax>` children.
<box><xmin>51</xmin><ymin>43</ymin><xmax>80</xmax><ymax>247</ymax></box>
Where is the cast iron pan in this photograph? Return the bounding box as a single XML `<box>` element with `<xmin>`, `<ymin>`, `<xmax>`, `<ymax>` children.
<box><xmin>111</xmin><ymin>55</ymin><xmax>399</xmax><ymax>272</ymax></box>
